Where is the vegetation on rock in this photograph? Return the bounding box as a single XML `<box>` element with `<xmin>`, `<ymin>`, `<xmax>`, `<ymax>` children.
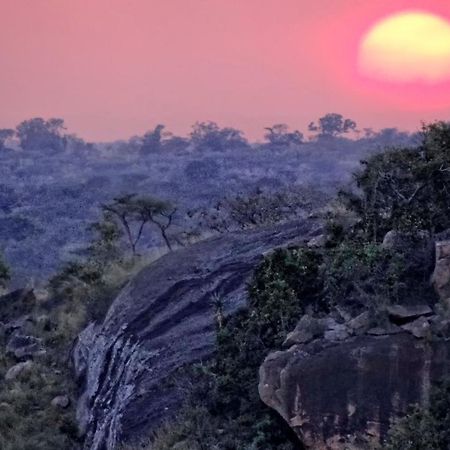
<box><xmin>339</xmin><ymin>122</ymin><xmax>450</xmax><ymax>240</ymax></box>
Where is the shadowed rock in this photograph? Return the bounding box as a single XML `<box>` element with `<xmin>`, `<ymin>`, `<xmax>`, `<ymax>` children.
<box><xmin>259</xmin><ymin>333</ymin><xmax>450</xmax><ymax>450</ymax></box>
<box><xmin>73</xmin><ymin>219</ymin><xmax>318</xmax><ymax>450</ymax></box>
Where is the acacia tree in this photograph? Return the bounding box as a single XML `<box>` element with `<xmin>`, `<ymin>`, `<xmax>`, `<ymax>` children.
<box><xmin>102</xmin><ymin>194</ymin><xmax>177</xmax><ymax>255</ymax></box>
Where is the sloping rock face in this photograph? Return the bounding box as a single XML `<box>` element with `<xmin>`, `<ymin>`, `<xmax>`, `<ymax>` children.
<box><xmin>260</xmin><ymin>320</ymin><xmax>450</xmax><ymax>449</ymax></box>
<box><xmin>73</xmin><ymin>219</ymin><xmax>318</xmax><ymax>450</ymax></box>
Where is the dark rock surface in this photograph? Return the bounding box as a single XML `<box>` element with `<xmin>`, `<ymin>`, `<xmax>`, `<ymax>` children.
<box><xmin>259</xmin><ymin>310</ymin><xmax>450</xmax><ymax>450</ymax></box>
<box><xmin>387</xmin><ymin>304</ymin><xmax>433</xmax><ymax>324</ymax></box>
<box><xmin>73</xmin><ymin>219</ymin><xmax>318</xmax><ymax>450</ymax></box>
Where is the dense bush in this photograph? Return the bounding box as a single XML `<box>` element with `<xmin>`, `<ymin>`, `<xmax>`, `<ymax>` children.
<box><xmin>340</xmin><ymin>122</ymin><xmax>450</xmax><ymax>240</ymax></box>
<box><xmin>248</xmin><ymin>247</ymin><xmax>323</xmax><ymax>346</ymax></box>
<box><xmin>325</xmin><ymin>241</ymin><xmax>405</xmax><ymax>311</ymax></box>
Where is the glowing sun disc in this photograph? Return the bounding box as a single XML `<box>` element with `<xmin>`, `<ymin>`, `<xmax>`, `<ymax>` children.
<box><xmin>359</xmin><ymin>11</ymin><xmax>450</xmax><ymax>83</ymax></box>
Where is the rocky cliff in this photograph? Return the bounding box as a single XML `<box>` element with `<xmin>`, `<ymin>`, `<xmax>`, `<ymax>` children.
<box><xmin>73</xmin><ymin>219</ymin><xmax>319</xmax><ymax>450</ymax></box>
<box><xmin>259</xmin><ymin>241</ymin><xmax>450</xmax><ymax>450</ymax></box>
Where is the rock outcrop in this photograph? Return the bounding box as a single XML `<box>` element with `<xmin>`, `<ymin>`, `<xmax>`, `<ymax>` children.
<box><xmin>259</xmin><ymin>306</ymin><xmax>450</xmax><ymax>449</ymax></box>
<box><xmin>73</xmin><ymin>219</ymin><xmax>318</xmax><ymax>450</ymax></box>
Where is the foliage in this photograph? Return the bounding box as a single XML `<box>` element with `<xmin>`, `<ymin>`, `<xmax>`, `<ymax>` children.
<box><xmin>87</xmin><ymin>214</ymin><xmax>124</xmax><ymax>266</ymax></box>
<box><xmin>264</xmin><ymin>124</ymin><xmax>304</xmax><ymax>147</ymax></box>
<box><xmin>0</xmin><ymin>128</ymin><xmax>14</xmax><ymax>151</ymax></box>
<box><xmin>184</xmin><ymin>158</ymin><xmax>220</xmax><ymax>181</ymax></box>
<box><xmin>340</xmin><ymin>122</ymin><xmax>450</xmax><ymax>240</ymax></box>
<box><xmin>248</xmin><ymin>247</ymin><xmax>324</xmax><ymax>346</ymax></box>
<box><xmin>0</xmin><ymin>356</ymin><xmax>80</xmax><ymax>450</ymax></box>
<box><xmin>2</xmin><ymin>113</ymin><xmax>419</xmax><ymax>280</ymax></box>
<box><xmin>16</xmin><ymin>117</ymin><xmax>67</xmax><ymax>153</ymax></box>
<box><xmin>0</xmin><ymin>184</ymin><xmax>19</xmax><ymax>214</ymax></box>
<box><xmin>324</xmin><ymin>241</ymin><xmax>405</xmax><ymax>312</ymax></box>
<box><xmin>384</xmin><ymin>379</ymin><xmax>450</xmax><ymax>450</ymax></box>
<box><xmin>190</xmin><ymin>121</ymin><xmax>249</xmax><ymax>152</ymax></box>
<box><xmin>308</xmin><ymin>113</ymin><xmax>357</xmax><ymax>138</ymax></box>
<box><xmin>49</xmin><ymin>204</ymin><xmax>136</xmax><ymax>330</ymax></box>
<box><xmin>185</xmin><ymin>187</ymin><xmax>320</xmax><ymax>238</ymax></box>
<box><xmin>102</xmin><ymin>194</ymin><xmax>177</xmax><ymax>254</ymax></box>
<box><xmin>140</xmin><ymin>125</ymin><xmax>169</xmax><ymax>155</ymax></box>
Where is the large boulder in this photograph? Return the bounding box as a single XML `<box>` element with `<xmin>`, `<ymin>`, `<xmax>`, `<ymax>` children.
<box><xmin>73</xmin><ymin>219</ymin><xmax>318</xmax><ymax>450</ymax></box>
<box><xmin>259</xmin><ymin>332</ymin><xmax>450</xmax><ymax>450</ymax></box>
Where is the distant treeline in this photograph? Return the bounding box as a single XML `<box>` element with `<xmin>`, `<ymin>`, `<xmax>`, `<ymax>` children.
<box><xmin>0</xmin><ymin>113</ymin><xmax>418</xmax><ymax>156</ymax></box>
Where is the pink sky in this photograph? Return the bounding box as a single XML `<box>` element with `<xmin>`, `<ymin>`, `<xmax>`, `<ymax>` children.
<box><xmin>1</xmin><ymin>0</ymin><xmax>450</xmax><ymax>141</ymax></box>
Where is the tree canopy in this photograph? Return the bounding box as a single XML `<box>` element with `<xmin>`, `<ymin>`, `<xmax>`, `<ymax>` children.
<box><xmin>339</xmin><ymin>122</ymin><xmax>450</xmax><ymax>240</ymax></box>
<box><xmin>264</xmin><ymin>124</ymin><xmax>303</xmax><ymax>147</ymax></box>
<box><xmin>16</xmin><ymin>117</ymin><xmax>66</xmax><ymax>153</ymax></box>
<box><xmin>102</xmin><ymin>194</ymin><xmax>176</xmax><ymax>254</ymax></box>
<box><xmin>190</xmin><ymin>121</ymin><xmax>248</xmax><ymax>152</ymax></box>
<box><xmin>309</xmin><ymin>113</ymin><xmax>357</xmax><ymax>138</ymax></box>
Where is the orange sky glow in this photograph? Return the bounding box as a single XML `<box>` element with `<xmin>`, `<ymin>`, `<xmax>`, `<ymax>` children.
<box><xmin>1</xmin><ymin>0</ymin><xmax>450</xmax><ymax>141</ymax></box>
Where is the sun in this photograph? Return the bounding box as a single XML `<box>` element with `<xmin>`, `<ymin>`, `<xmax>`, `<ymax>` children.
<box><xmin>358</xmin><ymin>10</ymin><xmax>450</xmax><ymax>84</ymax></box>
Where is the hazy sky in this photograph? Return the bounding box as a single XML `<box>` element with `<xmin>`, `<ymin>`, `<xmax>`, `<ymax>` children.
<box><xmin>1</xmin><ymin>0</ymin><xmax>450</xmax><ymax>141</ymax></box>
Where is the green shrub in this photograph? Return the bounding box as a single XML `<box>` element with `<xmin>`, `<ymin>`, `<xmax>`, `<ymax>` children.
<box><xmin>323</xmin><ymin>234</ymin><xmax>438</xmax><ymax>314</ymax></box>
<box><xmin>248</xmin><ymin>247</ymin><xmax>324</xmax><ymax>347</ymax></box>
<box><xmin>324</xmin><ymin>241</ymin><xmax>405</xmax><ymax>310</ymax></box>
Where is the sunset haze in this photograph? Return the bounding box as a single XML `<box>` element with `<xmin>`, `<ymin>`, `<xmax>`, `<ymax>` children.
<box><xmin>1</xmin><ymin>0</ymin><xmax>450</xmax><ymax>141</ymax></box>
